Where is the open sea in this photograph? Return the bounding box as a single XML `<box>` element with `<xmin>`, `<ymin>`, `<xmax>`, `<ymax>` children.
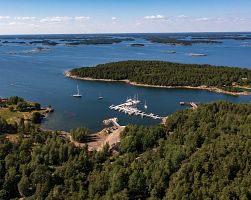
<box><xmin>0</xmin><ymin>33</ymin><xmax>251</xmax><ymax>131</ymax></box>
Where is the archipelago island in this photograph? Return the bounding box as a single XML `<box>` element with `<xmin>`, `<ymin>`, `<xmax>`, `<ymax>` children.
<box><xmin>65</xmin><ymin>60</ymin><xmax>251</xmax><ymax>96</ymax></box>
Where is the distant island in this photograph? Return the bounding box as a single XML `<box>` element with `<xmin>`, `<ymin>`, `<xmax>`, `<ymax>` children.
<box><xmin>145</xmin><ymin>36</ymin><xmax>223</xmax><ymax>46</ymax></box>
<box><xmin>65</xmin><ymin>60</ymin><xmax>251</xmax><ymax>95</ymax></box>
<box><xmin>65</xmin><ymin>37</ymin><xmax>134</xmax><ymax>46</ymax></box>
<box><xmin>130</xmin><ymin>43</ymin><xmax>145</xmax><ymax>47</ymax></box>
<box><xmin>1</xmin><ymin>37</ymin><xmax>135</xmax><ymax>47</ymax></box>
<box><xmin>29</xmin><ymin>40</ymin><xmax>58</xmax><ymax>46</ymax></box>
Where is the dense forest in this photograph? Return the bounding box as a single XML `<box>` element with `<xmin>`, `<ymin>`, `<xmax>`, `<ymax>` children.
<box><xmin>70</xmin><ymin>60</ymin><xmax>251</xmax><ymax>92</ymax></box>
<box><xmin>0</xmin><ymin>101</ymin><xmax>251</xmax><ymax>199</ymax></box>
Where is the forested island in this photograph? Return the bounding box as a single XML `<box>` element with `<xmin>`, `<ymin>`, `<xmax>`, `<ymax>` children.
<box><xmin>66</xmin><ymin>60</ymin><xmax>251</xmax><ymax>95</ymax></box>
<box><xmin>65</xmin><ymin>37</ymin><xmax>134</xmax><ymax>46</ymax></box>
<box><xmin>130</xmin><ymin>43</ymin><xmax>145</xmax><ymax>47</ymax></box>
<box><xmin>0</xmin><ymin>101</ymin><xmax>251</xmax><ymax>199</ymax></box>
<box><xmin>29</xmin><ymin>40</ymin><xmax>59</xmax><ymax>46</ymax></box>
<box><xmin>145</xmin><ymin>36</ymin><xmax>222</xmax><ymax>46</ymax></box>
<box><xmin>1</xmin><ymin>37</ymin><xmax>135</xmax><ymax>47</ymax></box>
<box><xmin>192</xmin><ymin>35</ymin><xmax>251</xmax><ymax>40</ymax></box>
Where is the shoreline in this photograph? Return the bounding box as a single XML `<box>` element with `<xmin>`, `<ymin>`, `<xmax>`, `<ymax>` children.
<box><xmin>64</xmin><ymin>71</ymin><xmax>251</xmax><ymax>96</ymax></box>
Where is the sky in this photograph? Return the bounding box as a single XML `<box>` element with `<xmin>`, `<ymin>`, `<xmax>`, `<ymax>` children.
<box><xmin>0</xmin><ymin>0</ymin><xmax>251</xmax><ymax>34</ymax></box>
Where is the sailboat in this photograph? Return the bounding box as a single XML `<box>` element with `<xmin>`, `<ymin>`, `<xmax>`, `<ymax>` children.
<box><xmin>144</xmin><ymin>100</ymin><xmax>148</xmax><ymax>109</ymax></box>
<box><xmin>97</xmin><ymin>92</ymin><xmax>103</xmax><ymax>100</ymax></box>
<box><xmin>73</xmin><ymin>85</ymin><xmax>82</xmax><ymax>98</ymax></box>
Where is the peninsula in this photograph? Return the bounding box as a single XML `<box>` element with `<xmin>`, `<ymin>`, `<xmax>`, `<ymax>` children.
<box><xmin>0</xmin><ymin>96</ymin><xmax>53</xmax><ymax>128</ymax></box>
<box><xmin>65</xmin><ymin>60</ymin><xmax>251</xmax><ymax>95</ymax></box>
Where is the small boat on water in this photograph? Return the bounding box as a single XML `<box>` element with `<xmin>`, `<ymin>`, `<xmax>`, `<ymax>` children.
<box><xmin>73</xmin><ymin>85</ymin><xmax>82</xmax><ymax>98</ymax></box>
<box><xmin>167</xmin><ymin>50</ymin><xmax>176</xmax><ymax>54</ymax></box>
<box><xmin>189</xmin><ymin>53</ymin><xmax>207</xmax><ymax>56</ymax></box>
<box><xmin>98</xmin><ymin>93</ymin><xmax>103</xmax><ymax>100</ymax></box>
<box><xmin>144</xmin><ymin>100</ymin><xmax>148</xmax><ymax>109</ymax></box>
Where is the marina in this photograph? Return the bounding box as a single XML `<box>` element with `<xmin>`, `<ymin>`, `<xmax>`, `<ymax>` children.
<box><xmin>0</xmin><ymin>33</ymin><xmax>250</xmax><ymax>131</ymax></box>
<box><xmin>109</xmin><ymin>97</ymin><xmax>164</xmax><ymax>120</ymax></box>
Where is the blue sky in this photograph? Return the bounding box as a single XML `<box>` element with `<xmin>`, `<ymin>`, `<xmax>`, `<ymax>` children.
<box><xmin>0</xmin><ymin>0</ymin><xmax>250</xmax><ymax>34</ymax></box>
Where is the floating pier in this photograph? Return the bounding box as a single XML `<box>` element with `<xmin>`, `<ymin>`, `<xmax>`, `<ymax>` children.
<box><xmin>109</xmin><ymin>97</ymin><xmax>163</xmax><ymax>120</ymax></box>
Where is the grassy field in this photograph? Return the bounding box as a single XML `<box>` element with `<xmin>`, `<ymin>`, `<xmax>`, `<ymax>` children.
<box><xmin>0</xmin><ymin>107</ymin><xmax>44</xmax><ymax>124</ymax></box>
<box><xmin>0</xmin><ymin>107</ymin><xmax>23</xmax><ymax>123</ymax></box>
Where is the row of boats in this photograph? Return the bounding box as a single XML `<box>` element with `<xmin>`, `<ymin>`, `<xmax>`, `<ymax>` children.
<box><xmin>72</xmin><ymin>85</ymin><xmax>162</xmax><ymax>120</ymax></box>
<box><xmin>73</xmin><ymin>85</ymin><xmax>103</xmax><ymax>100</ymax></box>
<box><xmin>109</xmin><ymin>97</ymin><xmax>163</xmax><ymax>120</ymax></box>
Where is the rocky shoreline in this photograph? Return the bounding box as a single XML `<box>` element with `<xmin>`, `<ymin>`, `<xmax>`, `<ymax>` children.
<box><xmin>64</xmin><ymin>71</ymin><xmax>251</xmax><ymax>96</ymax></box>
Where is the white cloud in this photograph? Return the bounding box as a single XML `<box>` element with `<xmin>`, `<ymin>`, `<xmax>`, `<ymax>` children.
<box><xmin>8</xmin><ymin>22</ymin><xmax>25</xmax><ymax>25</ymax></box>
<box><xmin>178</xmin><ymin>15</ymin><xmax>187</xmax><ymax>18</ymax></box>
<box><xmin>195</xmin><ymin>17</ymin><xmax>209</xmax><ymax>21</ymax></box>
<box><xmin>74</xmin><ymin>16</ymin><xmax>90</xmax><ymax>21</ymax></box>
<box><xmin>14</xmin><ymin>16</ymin><xmax>36</xmax><ymax>20</ymax></box>
<box><xmin>111</xmin><ymin>17</ymin><xmax>120</xmax><ymax>24</ymax></box>
<box><xmin>40</xmin><ymin>16</ymin><xmax>72</xmax><ymax>23</ymax></box>
<box><xmin>40</xmin><ymin>16</ymin><xmax>90</xmax><ymax>23</ymax></box>
<box><xmin>0</xmin><ymin>15</ymin><xmax>250</xmax><ymax>34</ymax></box>
<box><xmin>144</xmin><ymin>15</ymin><xmax>165</xmax><ymax>20</ymax></box>
<box><xmin>0</xmin><ymin>16</ymin><xmax>10</xmax><ymax>20</ymax></box>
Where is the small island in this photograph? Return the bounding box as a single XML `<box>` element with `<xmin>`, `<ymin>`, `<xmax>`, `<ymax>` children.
<box><xmin>145</xmin><ymin>36</ymin><xmax>223</xmax><ymax>46</ymax></box>
<box><xmin>130</xmin><ymin>43</ymin><xmax>145</xmax><ymax>47</ymax></box>
<box><xmin>65</xmin><ymin>60</ymin><xmax>251</xmax><ymax>95</ymax></box>
<box><xmin>65</xmin><ymin>37</ymin><xmax>134</xmax><ymax>46</ymax></box>
<box><xmin>29</xmin><ymin>40</ymin><xmax>59</xmax><ymax>46</ymax></box>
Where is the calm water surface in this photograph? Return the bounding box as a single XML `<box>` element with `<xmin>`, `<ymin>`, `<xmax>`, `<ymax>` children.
<box><xmin>0</xmin><ymin>34</ymin><xmax>251</xmax><ymax>131</ymax></box>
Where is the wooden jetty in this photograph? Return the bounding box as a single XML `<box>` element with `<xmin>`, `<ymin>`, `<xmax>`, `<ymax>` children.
<box><xmin>109</xmin><ymin>98</ymin><xmax>163</xmax><ymax>120</ymax></box>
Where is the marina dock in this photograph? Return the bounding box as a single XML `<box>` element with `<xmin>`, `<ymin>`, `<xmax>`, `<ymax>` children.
<box><xmin>109</xmin><ymin>97</ymin><xmax>163</xmax><ymax>120</ymax></box>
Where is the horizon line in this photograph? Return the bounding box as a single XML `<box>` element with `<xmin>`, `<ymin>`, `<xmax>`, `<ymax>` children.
<box><xmin>0</xmin><ymin>31</ymin><xmax>251</xmax><ymax>36</ymax></box>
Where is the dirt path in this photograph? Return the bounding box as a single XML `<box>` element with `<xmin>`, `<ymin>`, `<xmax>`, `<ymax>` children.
<box><xmin>87</xmin><ymin>126</ymin><xmax>125</xmax><ymax>151</ymax></box>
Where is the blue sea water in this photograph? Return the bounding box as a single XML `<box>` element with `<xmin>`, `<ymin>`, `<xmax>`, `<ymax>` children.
<box><xmin>0</xmin><ymin>33</ymin><xmax>250</xmax><ymax>131</ymax></box>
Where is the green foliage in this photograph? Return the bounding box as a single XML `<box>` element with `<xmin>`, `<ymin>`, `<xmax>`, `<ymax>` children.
<box><xmin>120</xmin><ymin>124</ymin><xmax>166</xmax><ymax>153</ymax></box>
<box><xmin>7</xmin><ymin>96</ymin><xmax>24</xmax><ymax>105</ymax></box>
<box><xmin>18</xmin><ymin>176</ymin><xmax>33</xmax><ymax>197</ymax></box>
<box><xmin>70</xmin><ymin>60</ymin><xmax>251</xmax><ymax>91</ymax></box>
<box><xmin>70</xmin><ymin>127</ymin><xmax>90</xmax><ymax>143</ymax></box>
<box><xmin>0</xmin><ymin>101</ymin><xmax>250</xmax><ymax>199</ymax></box>
<box><xmin>146</xmin><ymin>35</ymin><xmax>222</xmax><ymax>45</ymax></box>
<box><xmin>34</xmin><ymin>103</ymin><xmax>41</xmax><ymax>110</ymax></box>
<box><xmin>0</xmin><ymin>117</ymin><xmax>17</xmax><ymax>134</ymax></box>
<box><xmin>8</xmin><ymin>106</ymin><xmax>14</xmax><ymax>112</ymax></box>
<box><xmin>16</xmin><ymin>102</ymin><xmax>29</xmax><ymax>112</ymax></box>
<box><xmin>65</xmin><ymin>37</ymin><xmax>134</xmax><ymax>46</ymax></box>
<box><xmin>31</xmin><ymin>112</ymin><xmax>41</xmax><ymax>124</ymax></box>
